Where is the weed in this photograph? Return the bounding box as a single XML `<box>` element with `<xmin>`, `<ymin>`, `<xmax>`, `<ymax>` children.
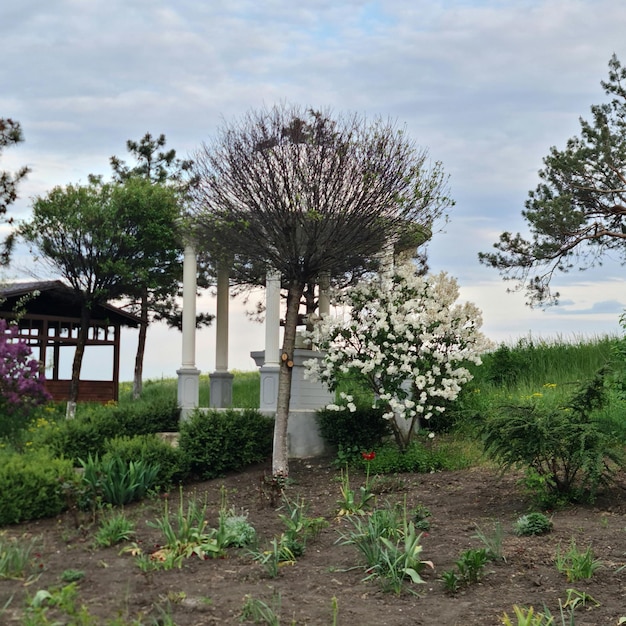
<box><xmin>61</xmin><ymin>569</ymin><xmax>85</xmax><ymax>582</ymax></box>
<box><xmin>336</xmin><ymin>466</ymin><xmax>374</xmax><ymax>516</ymax></box>
<box><xmin>249</xmin><ymin>537</ymin><xmax>295</xmax><ymax>578</ymax></box>
<box><xmin>240</xmin><ymin>592</ymin><xmax>282</xmax><ymax>625</ymax></box>
<box><xmin>454</xmin><ymin>548</ymin><xmax>488</xmax><ymax>585</ymax></box>
<box><xmin>501</xmin><ymin>605</ymin><xmax>554</xmax><ymax>625</ymax></box>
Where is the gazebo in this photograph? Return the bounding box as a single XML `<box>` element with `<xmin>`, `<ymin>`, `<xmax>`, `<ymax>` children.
<box><xmin>0</xmin><ymin>280</ymin><xmax>140</xmax><ymax>403</ymax></box>
<box><xmin>176</xmin><ymin>245</ymin><xmax>333</xmax><ymax>457</ymax></box>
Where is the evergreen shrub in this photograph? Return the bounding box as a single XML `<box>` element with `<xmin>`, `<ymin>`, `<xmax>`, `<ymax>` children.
<box><xmin>178</xmin><ymin>408</ymin><xmax>273</xmax><ymax>480</ymax></box>
<box><xmin>0</xmin><ymin>449</ymin><xmax>72</xmax><ymax>525</ymax></box>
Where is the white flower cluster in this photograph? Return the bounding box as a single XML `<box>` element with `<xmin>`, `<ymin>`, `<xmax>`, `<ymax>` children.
<box><xmin>305</xmin><ymin>263</ymin><xmax>492</xmax><ymax>444</ymax></box>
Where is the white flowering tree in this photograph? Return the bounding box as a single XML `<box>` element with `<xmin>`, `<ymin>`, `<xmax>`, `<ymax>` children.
<box><xmin>305</xmin><ymin>263</ymin><xmax>492</xmax><ymax>451</ymax></box>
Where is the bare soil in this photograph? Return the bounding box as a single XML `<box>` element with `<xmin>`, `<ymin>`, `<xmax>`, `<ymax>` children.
<box><xmin>2</xmin><ymin>459</ymin><xmax>626</xmax><ymax>625</ymax></box>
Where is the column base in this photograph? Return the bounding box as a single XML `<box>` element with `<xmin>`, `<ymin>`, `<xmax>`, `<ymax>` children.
<box><xmin>209</xmin><ymin>371</ymin><xmax>234</xmax><ymax>408</ymax></box>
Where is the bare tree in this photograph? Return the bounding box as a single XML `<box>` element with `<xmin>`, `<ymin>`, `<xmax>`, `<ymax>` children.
<box><xmin>189</xmin><ymin>104</ymin><xmax>452</xmax><ymax>477</ymax></box>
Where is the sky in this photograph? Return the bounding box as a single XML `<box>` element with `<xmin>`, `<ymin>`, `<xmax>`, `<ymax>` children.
<box><xmin>2</xmin><ymin>0</ymin><xmax>626</xmax><ymax>381</ymax></box>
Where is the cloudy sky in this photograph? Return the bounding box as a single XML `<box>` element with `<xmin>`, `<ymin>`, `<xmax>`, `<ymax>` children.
<box><xmin>2</xmin><ymin>0</ymin><xmax>626</xmax><ymax>380</ymax></box>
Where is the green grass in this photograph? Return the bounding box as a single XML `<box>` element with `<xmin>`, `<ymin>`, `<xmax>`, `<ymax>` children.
<box><xmin>118</xmin><ymin>370</ymin><xmax>260</xmax><ymax>409</ymax></box>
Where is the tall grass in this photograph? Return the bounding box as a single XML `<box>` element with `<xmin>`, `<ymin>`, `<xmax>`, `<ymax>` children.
<box><xmin>118</xmin><ymin>371</ymin><xmax>260</xmax><ymax>409</ymax></box>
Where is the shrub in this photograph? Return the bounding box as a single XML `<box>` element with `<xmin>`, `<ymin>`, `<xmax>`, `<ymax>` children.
<box><xmin>514</xmin><ymin>513</ymin><xmax>553</xmax><ymax>537</ymax></box>
<box><xmin>359</xmin><ymin>440</ymin><xmax>447</xmax><ymax>475</ymax></box>
<box><xmin>0</xmin><ymin>449</ymin><xmax>72</xmax><ymax>525</ymax></box>
<box><xmin>178</xmin><ymin>409</ymin><xmax>273</xmax><ymax>480</ymax></box>
<box><xmin>34</xmin><ymin>397</ymin><xmax>181</xmax><ymax>462</ymax></box>
<box><xmin>0</xmin><ymin>319</ymin><xmax>51</xmax><ymax>445</ymax></box>
<box><xmin>316</xmin><ymin>405</ymin><xmax>391</xmax><ymax>453</ymax></box>
<box><xmin>104</xmin><ymin>434</ymin><xmax>188</xmax><ymax>488</ymax></box>
<box><xmin>481</xmin><ymin>370</ymin><xmax>623</xmax><ymax>503</ymax></box>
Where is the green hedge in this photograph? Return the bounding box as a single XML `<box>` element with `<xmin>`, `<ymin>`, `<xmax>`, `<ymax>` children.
<box><xmin>316</xmin><ymin>405</ymin><xmax>391</xmax><ymax>451</ymax></box>
<box><xmin>179</xmin><ymin>409</ymin><xmax>273</xmax><ymax>480</ymax></box>
<box><xmin>0</xmin><ymin>449</ymin><xmax>72</xmax><ymax>525</ymax></box>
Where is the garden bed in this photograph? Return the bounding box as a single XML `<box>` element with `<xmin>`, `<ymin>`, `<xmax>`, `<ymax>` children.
<box><xmin>1</xmin><ymin>460</ymin><xmax>626</xmax><ymax>625</ymax></box>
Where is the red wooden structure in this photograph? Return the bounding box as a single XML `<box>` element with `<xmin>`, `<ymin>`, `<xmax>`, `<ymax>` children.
<box><xmin>0</xmin><ymin>281</ymin><xmax>140</xmax><ymax>403</ymax></box>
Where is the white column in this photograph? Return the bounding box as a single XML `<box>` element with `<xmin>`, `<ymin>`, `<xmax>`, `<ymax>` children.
<box><xmin>264</xmin><ymin>270</ymin><xmax>281</xmax><ymax>366</ymax></box>
<box><xmin>181</xmin><ymin>244</ymin><xmax>197</xmax><ymax>368</ymax></box>
<box><xmin>210</xmin><ymin>265</ymin><xmax>234</xmax><ymax>407</ymax></box>
<box><xmin>177</xmin><ymin>243</ymin><xmax>200</xmax><ymax>417</ymax></box>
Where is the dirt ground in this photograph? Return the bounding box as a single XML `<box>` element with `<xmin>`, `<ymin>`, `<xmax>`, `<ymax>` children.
<box><xmin>2</xmin><ymin>459</ymin><xmax>626</xmax><ymax>625</ymax></box>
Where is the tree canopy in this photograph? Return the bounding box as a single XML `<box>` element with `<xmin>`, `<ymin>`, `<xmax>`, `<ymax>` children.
<box><xmin>188</xmin><ymin>103</ymin><xmax>452</xmax><ymax>476</ymax></box>
<box><xmin>479</xmin><ymin>55</ymin><xmax>626</xmax><ymax>306</ymax></box>
<box><xmin>15</xmin><ymin>177</ymin><xmax>181</xmax><ymax>410</ymax></box>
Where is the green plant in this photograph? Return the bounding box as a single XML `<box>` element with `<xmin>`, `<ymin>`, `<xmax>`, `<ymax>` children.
<box><xmin>473</xmin><ymin>521</ymin><xmax>505</xmax><ymax>561</ymax></box>
<box><xmin>337</xmin><ymin>502</ymin><xmax>432</xmax><ymax>594</ymax></box>
<box><xmin>79</xmin><ymin>454</ymin><xmax>160</xmax><ymax>506</ymax></box>
<box><xmin>0</xmin><ymin>532</ymin><xmax>40</xmax><ymax>579</ymax></box>
<box><xmin>555</xmin><ymin>539</ymin><xmax>602</xmax><ymax>582</ymax></box>
<box><xmin>94</xmin><ymin>510</ymin><xmax>135</xmax><ymax>548</ymax></box>
<box><xmin>178</xmin><ymin>408</ymin><xmax>273</xmax><ymax>480</ymax></box>
<box><xmin>104</xmin><ymin>434</ymin><xmax>188</xmax><ymax>488</ymax></box>
<box><xmin>482</xmin><ymin>370</ymin><xmax>624</xmax><ymax>504</ymax></box>
<box><xmin>336</xmin><ymin>467</ymin><xmax>375</xmax><ymax>516</ymax></box>
<box><xmin>412</xmin><ymin>504</ymin><xmax>432</xmax><ymax>532</ymax></box>
<box><xmin>454</xmin><ymin>548</ymin><xmax>488</xmax><ymax>584</ymax></box>
<box><xmin>277</xmin><ymin>495</ymin><xmax>328</xmax><ymax>557</ymax></box>
<box><xmin>217</xmin><ymin>508</ymin><xmax>257</xmax><ymax>549</ymax></box>
<box><xmin>240</xmin><ymin>592</ymin><xmax>282</xmax><ymax>625</ymax></box>
<box><xmin>440</xmin><ymin>570</ymin><xmax>461</xmax><ymax>594</ymax></box>
<box><xmin>501</xmin><ymin>605</ymin><xmax>554</xmax><ymax>626</ymax></box>
<box><xmin>61</xmin><ymin>569</ymin><xmax>85</xmax><ymax>582</ymax></box>
<box><xmin>249</xmin><ymin>537</ymin><xmax>295</xmax><ymax>579</ymax></box>
<box><xmin>316</xmin><ymin>405</ymin><xmax>390</xmax><ymax>454</ymax></box>
<box><xmin>0</xmin><ymin>448</ymin><xmax>72</xmax><ymax>524</ymax></box>
<box><xmin>144</xmin><ymin>488</ymin><xmax>223</xmax><ymax>563</ymax></box>
<box><xmin>514</xmin><ymin>512</ymin><xmax>553</xmax><ymax>537</ymax></box>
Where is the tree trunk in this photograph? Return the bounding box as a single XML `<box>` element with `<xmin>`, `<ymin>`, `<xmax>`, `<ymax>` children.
<box><xmin>67</xmin><ymin>304</ymin><xmax>91</xmax><ymax>419</ymax></box>
<box><xmin>132</xmin><ymin>289</ymin><xmax>149</xmax><ymax>400</ymax></box>
<box><xmin>272</xmin><ymin>279</ymin><xmax>305</xmax><ymax>477</ymax></box>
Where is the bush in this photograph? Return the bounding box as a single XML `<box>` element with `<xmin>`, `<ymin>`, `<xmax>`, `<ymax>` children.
<box><xmin>178</xmin><ymin>409</ymin><xmax>273</xmax><ymax>480</ymax></box>
<box><xmin>317</xmin><ymin>405</ymin><xmax>391</xmax><ymax>452</ymax></box>
<box><xmin>33</xmin><ymin>397</ymin><xmax>181</xmax><ymax>462</ymax></box>
<box><xmin>359</xmin><ymin>440</ymin><xmax>446</xmax><ymax>474</ymax></box>
<box><xmin>482</xmin><ymin>370</ymin><xmax>624</xmax><ymax>503</ymax></box>
<box><xmin>514</xmin><ymin>513</ymin><xmax>553</xmax><ymax>536</ymax></box>
<box><xmin>104</xmin><ymin>434</ymin><xmax>188</xmax><ymax>488</ymax></box>
<box><xmin>0</xmin><ymin>449</ymin><xmax>72</xmax><ymax>525</ymax></box>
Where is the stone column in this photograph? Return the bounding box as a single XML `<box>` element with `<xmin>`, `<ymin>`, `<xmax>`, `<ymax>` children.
<box><xmin>254</xmin><ymin>269</ymin><xmax>281</xmax><ymax>411</ymax></box>
<box><xmin>209</xmin><ymin>265</ymin><xmax>233</xmax><ymax>407</ymax></box>
<box><xmin>177</xmin><ymin>243</ymin><xmax>200</xmax><ymax>417</ymax></box>
<box><xmin>318</xmin><ymin>271</ymin><xmax>330</xmax><ymax>319</ymax></box>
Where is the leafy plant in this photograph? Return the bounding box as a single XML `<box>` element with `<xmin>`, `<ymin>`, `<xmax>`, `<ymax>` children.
<box><xmin>60</xmin><ymin>569</ymin><xmax>85</xmax><ymax>583</ymax></box>
<box><xmin>337</xmin><ymin>502</ymin><xmax>433</xmax><ymax>594</ymax></box>
<box><xmin>277</xmin><ymin>495</ymin><xmax>328</xmax><ymax>557</ymax></box>
<box><xmin>473</xmin><ymin>521</ymin><xmax>505</xmax><ymax>561</ymax></box>
<box><xmin>336</xmin><ymin>467</ymin><xmax>375</xmax><ymax>516</ymax></box>
<box><xmin>249</xmin><ymin>537</ymin><xmax>296</xmax><ymax>579</ymax></box>
<box><xmin>0</xmin><ymin>532</ymin><xmax>40</xmax><ymax>579</ymax></box>
<box><xmin>555</xmin><ymin>539</ymin><xmax>602</xmax><ymax>582</ymax></box>
<box><xmin>501</xmin><ymin>605</ymin><xmax>554</xmax><ymax>626</ymax></box>
<box><xmin>514</xmin><ymin>513</ymin><xmax>553</xmax><ymax>537</ymax></box>
<box><xmin>443</xmin><ymin>547</ymin><xmax>489</xmax><ymax>591</ymax></box>
<box><xmin>412</xmin><ymin>504</ymin><xmax>432</xmax><ymax>532</ymax></box>
<box><xmin>240</xmin><ymin>592</ymin><xmax>282</xmax><ymax>625</ymax></box>
<box><xmin>79</xmin><ymin>454</ymin><xmax>160</xmax><ymax>506</ymax></box>
<box><xmin>482</xmin><ymin>370</ymin><xmax>624</xmax><ymax>503</ymax></box>
<box><xmin>93</xmin><ymin>510</ymin><xmax>135</xmax><ymax>548</ymax></box>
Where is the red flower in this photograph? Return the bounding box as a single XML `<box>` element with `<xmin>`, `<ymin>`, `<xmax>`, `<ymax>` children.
<box><xmin>361</xmin><ymin>451</ymin><xmax>376</xmax><ymax>461</ymax></box>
